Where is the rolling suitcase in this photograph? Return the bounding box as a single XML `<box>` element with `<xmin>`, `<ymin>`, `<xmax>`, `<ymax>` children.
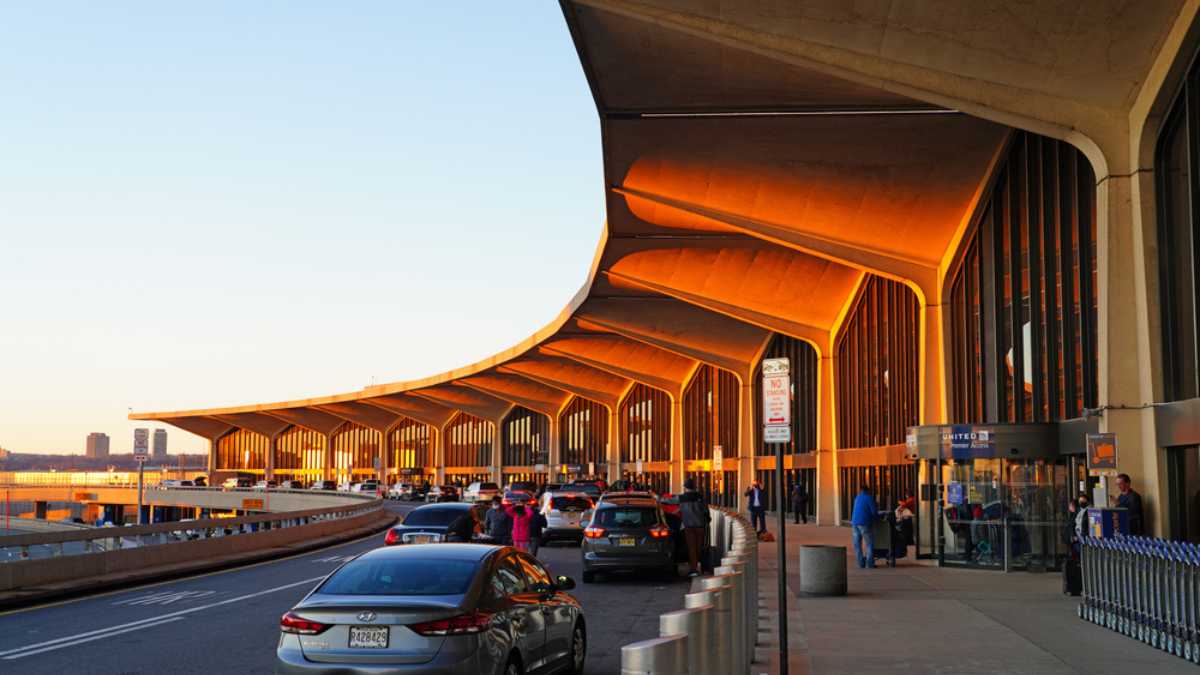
<box><xmin>1062</xmin><ymin>556</ymin><xmax>1082</xmax><ymax>596</ymax></box>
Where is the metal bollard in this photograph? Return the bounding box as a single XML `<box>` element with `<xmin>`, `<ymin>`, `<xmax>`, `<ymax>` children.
<box><xmin>688</xmin><ymin>586</ymin><xmax>733</xmax><ymax>675</ymax></box>
<box><xmin>661</xmin><ymin>606</ymin><xmax>709</xmax><ymax>675</ymax></box>
<box><xmin>713</xmin><ymin>566</ymin><xmax>747</xmax><ymax>674</ymax></box>
<box><xmin>681</xmin><ymin>593</ymin><xmax>719</xmax><ymax>675</ymax></box>
<box><xmin>699</xmin><ymin>575</ymin><xmax>741</xmax><ymax>675</ymax></box>
<box><xmin>721</xmin><ymin>556</ymin><xmax>754</xmax><ymax>666</ymax></box>
<box><xmin>728</xmin><ymin>544</ymin><xmax>759</xmax><ymax>654</ymax></box>
<box><xmin>621</xmin><ymin>634</ymin><xmax>688</xmax><ymax>675</ymax></box>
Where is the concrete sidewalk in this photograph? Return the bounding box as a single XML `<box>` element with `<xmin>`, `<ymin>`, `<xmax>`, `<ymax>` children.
<box><xmin>750</xmin><ymin>517</ymin><xmax>1194</xmax><ymax>675</ymax></box>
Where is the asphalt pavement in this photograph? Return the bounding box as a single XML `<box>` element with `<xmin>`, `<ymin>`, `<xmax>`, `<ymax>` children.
<box><xmin>0</xmin><ymin>500</ymin><xmax>691</xmax><ymax>674</ymax></box>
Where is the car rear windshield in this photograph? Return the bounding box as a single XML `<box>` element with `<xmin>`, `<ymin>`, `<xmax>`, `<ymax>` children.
<box><xmin>593</xmin><ymin>507</ymin><xmax>658</xmax><ymax>528</ymax></box>
<box><xmin>319</xmin><ymin>558</ymin><xmax>478</xmax><ymax>596</ymax></box>
<box><xmin>403</xmin><ymin>508</ymin><xmax>464</xmax><ymax>526</ymax></box>
<box><xmin>480</xmin><ymin>483</ymin><xmax>499</xmax><ymax>491</ymax></box>
<box><xmin>551</xmin><ymin>496</ymin><xmax>592</xmax><ymax>512</ymax></box>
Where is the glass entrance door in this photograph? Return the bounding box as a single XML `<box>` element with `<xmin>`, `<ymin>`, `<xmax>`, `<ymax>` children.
<box><xmin>929</xmin><ymin>456</ymin><xmax>1067</xmax><ymax>570</ymax></box>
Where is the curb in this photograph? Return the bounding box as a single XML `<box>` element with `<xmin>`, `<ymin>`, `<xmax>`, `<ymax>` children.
<box><xmin>0</xmin><ymin>513</ymin><xmax>398</xmax><ymax>612</ymax></box>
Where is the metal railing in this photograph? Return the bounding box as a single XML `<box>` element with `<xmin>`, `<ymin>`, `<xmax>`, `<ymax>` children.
<box><xmin>621</xmin><ymin>508</ymin><xmax>760</xmax><ymax>674</ymax></box>
<box><xmin>1080</xmin><ymin>535</ymin><xmax>1200</xmax><ymax>665</ymax></box>
<box><xmin>0</xmin><ymin>499</ymin><xmax>382</xmax><ymax>562</ymax></box>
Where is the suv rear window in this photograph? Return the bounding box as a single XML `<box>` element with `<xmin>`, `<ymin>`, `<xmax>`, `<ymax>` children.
<box><xmin>593</xmin><ymin>507</ymin><xmax>658</xmax><ymax>528</ymax></box>
<box><xmin>551</xmin><ymin>496</ymin><xmax>592</xmax><ymax>512</ymax></box>
<box><xmin>403</xmin><ymin>507</ymin><xmax>465</xmax><ymax>526</ymax></box>
<box><xmin>480</xmin><ymin>483</ymin><xmax>499</xmax><ymax>491</ymax></box>
<box><xmin>320</xmin><ymin>558</ymin><xmax>477</xmax><ymax>595</ymax></box>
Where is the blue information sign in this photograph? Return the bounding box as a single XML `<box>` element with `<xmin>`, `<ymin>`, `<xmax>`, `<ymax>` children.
<box><xmin>940</xmin><ymin>425</ymin><xmax>995</xmax><ymax>459</ymax></box>
<box><xmin>947</xmin><ymin>482</ymin><xmax>965</xmax><ymax>505</ymax></box>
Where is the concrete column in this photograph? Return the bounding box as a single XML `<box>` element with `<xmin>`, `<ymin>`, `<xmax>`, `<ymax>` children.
<box><xmin>492</xmin><ymin>424</ymin><xmax>503</xmax><ymax>485</ymax></box>
<box><xmin>324</xmin><ymin>433</ymin><xmax>335</xmax><ymax>482</ymax></box>
<box><xmin>670</xmin><ymin>398</ymin><xmax>684</xmax><ymax>494</ymax></box>
<box><xmin>265</xmin><ymin>435</ymin><xmax>276</xmax><ymax>481</ymax></box>
<box><xmin>607</xmin><ymin>405</ymin><xmax>621</xmax><ymax>483</ymax></box>
<box><xmin>207</xmin><ymin>438</ymin><xmax>217</xmax><ymax>474</ymax></box>
<box><xmin>816</xmin><ymin>355</ymin><xmax>839</xmax><ymax>525</ymax></box>
<box><xmin>376</xmin><ymin>429</ymin><xmax>387</xmax><ymax>483</ymax></box>
<box><xmin>1097</xmin><ymin>173</ymin><xmax>1164</xmax><ymax>534</ymax></box>
<box><xmin>737</xmin><ymin>382</ymin><xmax>755</xmax><ymax>511</ymax></box>
<box><xmin>434</xmin><ymin>426</ymin><xmax>446</xmax><ymax>485</ymax></box>
<box><xmin>919</xmin><ymin>303</ymin><xmax>947</xmax><ymax>426</ymax></box>
<box><xmin>548</xmin><ymin>416</ymin><xmax>561</xmax><ymax>482</ymax></box>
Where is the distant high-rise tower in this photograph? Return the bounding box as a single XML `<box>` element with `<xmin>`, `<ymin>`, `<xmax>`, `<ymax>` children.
<box><xmin>86</xmin><ymin>432</ymin><xmax>110</xmax><ymax>459</ymax></box>
<box><xmin>153</xmin><ymin>429</ymin><xmax>168</xmax><ymax>459</ymax></box>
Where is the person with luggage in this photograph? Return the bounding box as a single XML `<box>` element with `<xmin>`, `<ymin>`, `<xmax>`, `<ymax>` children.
<box><xmin>528</xmin><ymin>506</ymin><xmax>548</xmax><ymax>557</ymax></box>
<box><xmin>745</xmin><ymin>480</ymin><xmax>767</xmax><ymax>534</ymax></box>
<box><xmin>679</xmin><ymin>479</ymin><xmax>712</xmax><ymax>577</ymax></box>
<box><xmin>850</xmin><ymin>485</ymin><xmax>880</xmax><ymax>569</ymax></box>
<box><xmin>790</xmin><ymin>482</ymin><xmax>809</xmax><ymax>524</ymax></box>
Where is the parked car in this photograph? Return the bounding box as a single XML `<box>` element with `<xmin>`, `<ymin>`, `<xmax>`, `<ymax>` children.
<box><xmin>383</xmin><ymin>502</ymin><xmax>489</xmax><ymax>545</ymax></box>
<box><xmin>159</xmin><ymin>479</ymin><xmax>193</xmax><ymax>488</ymax></box>
<box><xmin>388</xmin><ymin>483</ymin><xmax>414</xmax><ymax>500</ymax></box>
<box><xmin>252</xmin><ymin>480</ymin><xmax>278</xmax><ymax>490</ymax></box>
<box><xmin>463</xmin><ymin>481</ymin><xmax>500</xmax><ymax>504</ymax></box>
<box><xmin>425</xmin><ymin>485</ymin><xmax>460</xmax><ymax>503</ymax></box>
<box><xmin>567</xmin><ymin>480</ymin><xmax>605</xmax><ymax>501</ymax></box>
<box><xmin>658</xmin><ymin>492</ymin><xmax>681</xmax><ymax>516</ymax></box>
<box><xmin>276</xmin><ymin>545</ymin><xmax>586</xmax><ymax>675</ymax></box>
<box><xmin>539</xmin><ymin>491</ymin><xmax>594</xmax><ymax>544</ymax></box>
<box><xmin>192</xmin><ymin>476</ymin><xmax>207</xmax><ymax>487</ymax></box>
<box><xmin>580</xmin><ymin>494</ymin><xmax>675</xmax><ymax>583</ymax></box>
<box><xmin>278</xmin><ymin>480</ymin><xmax>305</xmax><ymax>490</ymax></box>
<box><xmin>221</xmin><ymin>477</ymin><xmax>253</xmax><ymax>489</ymax></box>
<box><xmin>351</xmin><ymin>480</ymin><xmax>380</xmax><ymax>494</ymax></box>
<box><xmin>501</xmin><ymin>490</ymin><xmax>537</xmax><ymax>508</ymax></box>
<box><xmin>309</xmin><ymin>480</ymin><xmax>338</xmax><ymax>491</ymax></box>
<box><xmin>505</xmin><ymin>480</ymin><xmax>539</xmax><ymax>495</ymax></box>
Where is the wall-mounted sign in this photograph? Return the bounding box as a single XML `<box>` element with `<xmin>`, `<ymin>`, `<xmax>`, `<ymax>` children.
<box><xmin>939</xmin><ymin>425</ymin><xmax>994</xmax><ymax>459</ymax></box>
<box><xmin>1087</xmin><ymin>432</ymin><xmax>1118</xmax><ymax>476</ymax></box>
<box><xmin>712</xmin><ymin>445</ymin><xmax>724</xmax><ymax>472</ymax></box>
<box><xmin>635</xmin><ymin>459</ymin><xmax>644</xmax><ymax>474</ymax></box>
<box><xmin>587</xmin><ymin>462</ymin><xmax>595</xmax><ymax>476</ymax></box>
<box><xmin>947</xmin><ymin>482</ymin><xmax>965</xmax><ymax>505</ymax></box>
<box><xmin>534</xmin><ymin>463</ymin><xmax>546</xmax><ymax>473</ymax></box>
<box><xmin>242</xmin><ymin>498</ymin><xmax>264</xmax><ymax>510</ymax></box>
<box><xmin>562</xmin><ymin>463</ymin><xmax>584</xmax><ymax>474</ymax></box>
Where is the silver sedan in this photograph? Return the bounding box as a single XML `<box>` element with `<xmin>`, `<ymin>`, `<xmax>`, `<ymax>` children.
<box><xmin>276</xmin><ymin>543</ymin><xmax>586</xmax><ymax>675</ymax></box>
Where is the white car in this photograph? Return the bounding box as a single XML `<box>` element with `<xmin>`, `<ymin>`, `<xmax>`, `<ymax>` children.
<box><xmin>159</xmin><ymin>479</ymin><xmax>194</xmax><ymax>488</ymax></box>
<box><xmin>539</xmin><ymin>491</ymin><xmax>594</xmax><ymax>544</ymax></box>
<box><xmin>388</xmin><ymin>483</ymin><xmax>414</xmax><ymax>500</ymax></box>
<box><xmin>463</xmin><ymin>481</ymin><xmax>500</xmax><ymax>503</ymax></box>
<box><xmin>351</xmin><ymin>480</ymin><xmax>380</xmax><ymax>494</ymax></box>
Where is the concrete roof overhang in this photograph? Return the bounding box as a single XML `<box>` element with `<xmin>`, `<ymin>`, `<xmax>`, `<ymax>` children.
<box><xmin>136</xmin><ymin>1</ymin><xmax>1169</xmax><ymax>436</ymax></box>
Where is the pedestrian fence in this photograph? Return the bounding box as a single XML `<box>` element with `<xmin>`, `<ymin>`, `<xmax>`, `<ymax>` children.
<box><xmin>1080</xmin><ymin>535</ymin><xmax>1200</xmax><ymax>665</ymax></box>
<box><xmin>621</xmin><ymin>508</ymin><xmax>760</xmax><ymax>675</ymax></box>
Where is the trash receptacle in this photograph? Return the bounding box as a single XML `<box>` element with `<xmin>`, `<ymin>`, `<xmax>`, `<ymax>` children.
<box><xmin>800</xmin><ymin>544</ymin><xmax>847</xmax><ymax>596</ymax></box>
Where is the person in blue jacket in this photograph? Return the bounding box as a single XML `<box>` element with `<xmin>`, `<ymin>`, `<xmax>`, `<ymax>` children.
<box><xmin>850</xmin><ymin>485</ymin><xmax>880</xmax><ymax>569</ymax></box>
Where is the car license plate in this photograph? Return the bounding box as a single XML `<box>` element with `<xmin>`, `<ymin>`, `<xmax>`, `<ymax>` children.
<box><xmin>349</xmin><ymin>625</ymin><xmax>388</xmax><ymax>649</ymax></box>
<box><xmin>619</xmin><ymin>536</ymin><xmax>636</xmax><ymax>546</ymax></box>
<box><xmin>411</xmin><ymin>534</ymin><xmax>433</xmax><ymax>544</ymax></box>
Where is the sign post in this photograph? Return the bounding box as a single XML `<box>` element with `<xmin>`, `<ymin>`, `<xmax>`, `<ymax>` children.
<box><xmin>133</xmin><ymin>428</ymin><xmax>149</xmax><ymax>525</ymax></box>
<box><xmin>761</xmin><ymin>357</ymin><xmax>791</xmax><ymax>675</ymax></box>
<box><xmin>1087</xmin><ymin>432</ymin><xmax>1118</xmax><ymax>506</ymax></box>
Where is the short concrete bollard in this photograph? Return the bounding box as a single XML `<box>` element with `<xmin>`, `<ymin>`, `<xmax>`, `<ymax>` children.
<box><xmin>686</xmin><ymin>586</ymin><xmax>732</xmax><ymax>674</ymax></box>
<box><xmin>800</xmin><ymin>544</ymin><xmax>848</xmax><ymax>596</ymax></box>
<box><xmin>660</xmin><ymin>606</ymin><xmax>709</xmax><ymax>675</ymax></box>
<box><xmin>717</xmin><ymin>562</ymin><xmax>753</xmax><ymax>673</ymax></box>
<box><xmin>621</xmin><ymin>634</ymin><xmax>688</xmax><ymax>675</ymax></box>
<box><xmin>707</xmin><ymin>569</ymin><xmax>745</xmax><ymax>674</ymax></box>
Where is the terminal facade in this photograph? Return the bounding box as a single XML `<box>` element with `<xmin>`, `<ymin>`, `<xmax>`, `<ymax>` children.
<box><xmin>135</xmin><ymin>1</ymin><xmax>1200</xmax><ymax>568</ymax></box>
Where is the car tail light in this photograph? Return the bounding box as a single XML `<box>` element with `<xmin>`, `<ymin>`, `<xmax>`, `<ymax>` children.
<box><xmin>384</xmin><ymin>528</ymin><xmax>400</xmax><ymax>545</ymax></box>
<box><xmin>409</xmin><ymin>611</ymin><xmax>494</xmax><ymax>636</ymax></box>
<box><xmin>649</xmin><ymin>524</ymin><xmax>671</xmax><ymax>539</ymax></box>
<box><xmin>583</xmin><ymin>526</ymin><xmax>606</xmax><ymax>539</ymax></box>
<box><xmin>280</xmin><ymin>611</ymin><xmax>331</xmax><ymax>635</ymax></box>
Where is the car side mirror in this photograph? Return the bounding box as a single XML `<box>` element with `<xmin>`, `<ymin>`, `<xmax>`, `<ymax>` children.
<box><xmin>555</xmin><ymin>575</ymin><xmax>576</xmax><ymax>591</ymax></box>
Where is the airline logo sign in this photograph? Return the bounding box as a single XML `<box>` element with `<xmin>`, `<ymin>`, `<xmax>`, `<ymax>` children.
<box><xmin>762</xmin><ymin>357</ymin><xmax>791</xmax><ymax>444</ymax></box>
<box><xmin>939</xmin><ymin>426</ymin><xmax>994</xmax><ymax>459</ymax></box>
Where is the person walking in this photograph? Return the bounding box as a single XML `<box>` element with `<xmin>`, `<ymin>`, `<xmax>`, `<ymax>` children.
<box><xmin>745</xmin><ymin>480</ymin><xmax>767</xmax><ymax>534</ymax></box>
<box><xmin>850</xmin><ymin>485</ymin><xmax>880</xmax><ymax>569</ymax></box>
<box><xmin>509</xmin><ymin>503</ymin><xmax>532</xmax><ymax>552</ymax></box>
<box><xmin>678</xmin><ymin>478</ymin><xmax>711</xmax><ymax>577</ymax></box>
<box><xmin>528</xmin><ymin>505</ymin><xmax>548</xmax><ymax>557</ymax></box>
<box><xmin>790</xmin><ymin>482</ymin><xmax>809</xmax><ymax>525</ymax></box>
<box><xmin>485</xmin><ymin>496</ymin><xmax>512</xmax><ymax>545</ymax></box>
<box><xmin>1115</xmin><ymin>473</ymin><xmax>1145</xmax><ymax>535</ymax></box>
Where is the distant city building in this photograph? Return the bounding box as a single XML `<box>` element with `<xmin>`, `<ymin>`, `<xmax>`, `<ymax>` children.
<box><xmin>0</xmin><ymin>446</ymin><xmax>9</xmax><ymax>460</ymax></box>
<box><xmin>85</xmin><ymin>432</ymin><xmax>110</xmax><ymax>459</ymax></box>
<box><xmin>153</xmin><ymin>429</ymin><xmax>168</xmax><ymax>458</ymax></box>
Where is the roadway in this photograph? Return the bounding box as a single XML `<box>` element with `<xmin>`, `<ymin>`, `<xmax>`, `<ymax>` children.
<box><xmin>0</xmin><ymin>500</ymin><xmax>691</xmax><ymax>674</ymax></box>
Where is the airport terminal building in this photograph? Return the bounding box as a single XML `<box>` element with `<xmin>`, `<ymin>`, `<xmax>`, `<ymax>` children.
<box><xmin>135</xmin><ymin>1</ymin><xmax>1200</xmax><ymax>569</ymax></box>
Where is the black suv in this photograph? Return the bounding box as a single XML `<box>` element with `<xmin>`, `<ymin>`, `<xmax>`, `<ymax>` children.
<box><xmin>580</xmin><ymin>495</ymin><xmax>674</xmax><ymax>582</ymax></box>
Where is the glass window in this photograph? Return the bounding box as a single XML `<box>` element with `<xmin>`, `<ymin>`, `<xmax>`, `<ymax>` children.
<box><xmin>517</xmin><ymin>555</ymin><xmax>552</xmax><ymax>591</ymax></box>
<box><xmin>593</xmin><ymin>507</ymin><xmax>658</xmax><ymax>528</ymax></box>
<box><xmin>402</xmin><ymin>507</ymin><xmax>467</xmax><ymax>526</ymax></box>
<box><xmin>318</xmin><ymin>557</ymin><xmax>478</xmax><ymax>595</ymax></box>
<box><xmin>551</xmin><ymin>496</ymin><xmax>592</xmax><ymax>512</ymax></box>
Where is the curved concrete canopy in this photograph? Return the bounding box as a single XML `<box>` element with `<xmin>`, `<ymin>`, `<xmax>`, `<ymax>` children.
<box><xmin>135</xmin><ymin>1</ymin><xmax>1152</xmax><ymax>448</ymax></box>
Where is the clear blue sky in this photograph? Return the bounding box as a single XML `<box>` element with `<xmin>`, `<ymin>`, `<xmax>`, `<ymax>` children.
<box><xmin>0</xmin><ymin>3</ymin><xmax>603</xmax><ymax>455</ymax></box>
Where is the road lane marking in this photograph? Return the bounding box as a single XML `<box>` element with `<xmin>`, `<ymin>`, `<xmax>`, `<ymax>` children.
<box><xmin>112</xmin><ymin>590</ymin><xmax>218</xmax><ymax>606</ymax></box>
<box><xmin>0</xmin><ymin>575</ymin><xmax>326</xmax><ymax>658</ymax></box>
<box><xmin>2</xmin><ymin>617</ymin><xmax>185</xmax><ymax>660</ymax></box>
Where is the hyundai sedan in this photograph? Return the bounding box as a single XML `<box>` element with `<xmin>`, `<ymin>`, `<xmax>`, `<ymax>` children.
<box><xmin>276</xmin><ymin>544</ymin><xmax>586</xmax><ymax>675</ymax></box>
